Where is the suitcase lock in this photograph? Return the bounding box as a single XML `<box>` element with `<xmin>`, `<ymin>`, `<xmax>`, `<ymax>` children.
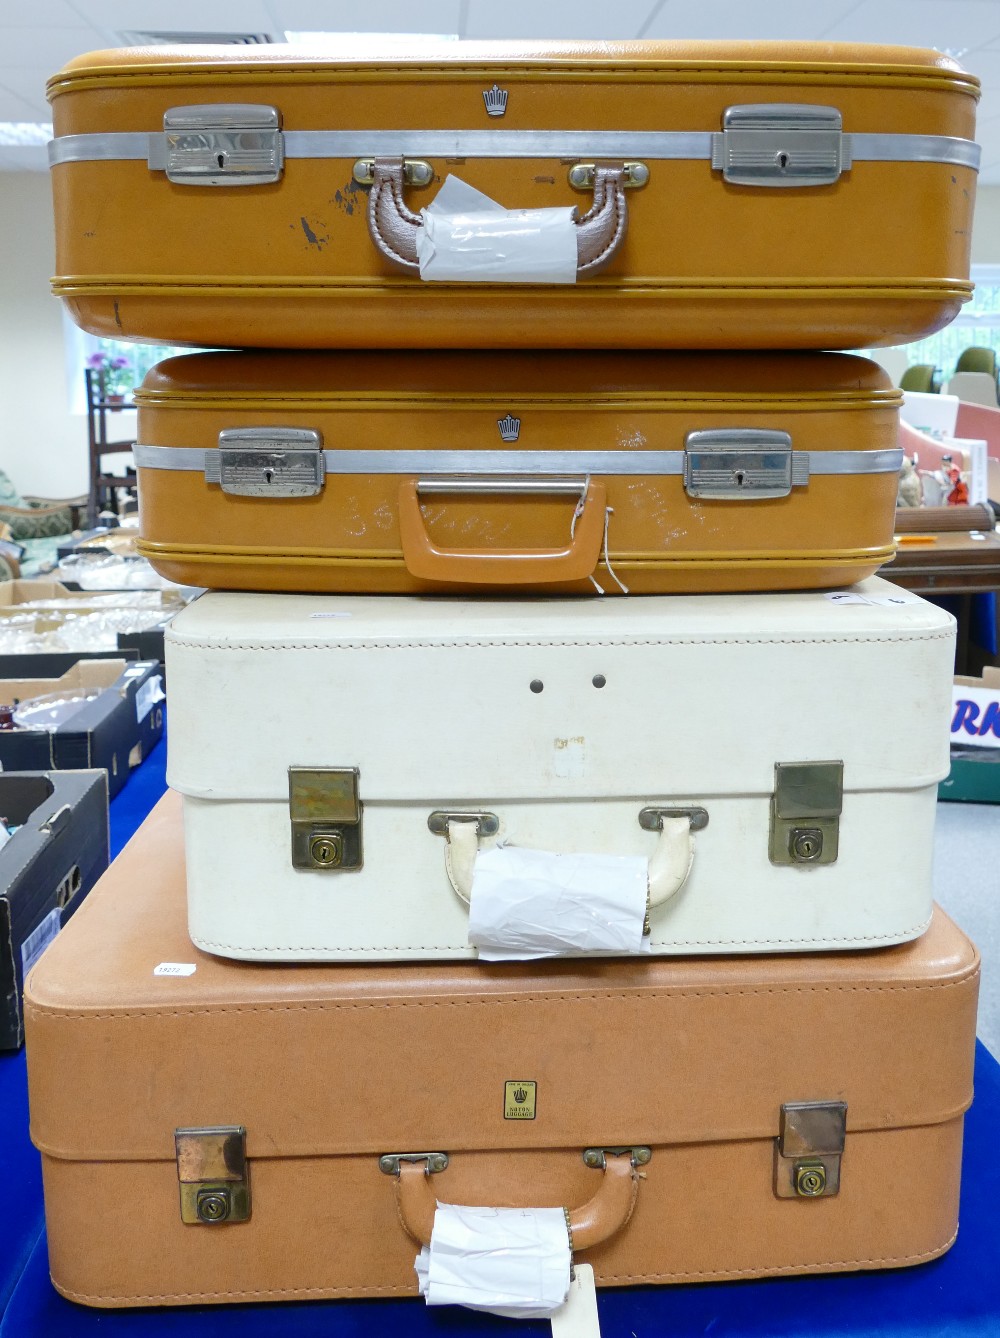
<box><xmin>712</xmin><ymin>104</ymin><xmax>849</xmax><ymax>187</ymax></box>
<box><xmin>768</xmin><ymin>762</ymin><xmax>843</xmax><ymax>867</ymax></box>
<box><xmin>160</xmin><ymin>105</ymin><xmax>284</xmax><ymax>185</ymax></box>
<box><xmin>774</xmin><ymin>1102</ymin><xmax>847</xmax><ymax>1199</ymax></box>
<box><xmin>175</xmin><ymin>1126</ymin><xmax>251</xmax><ymax>1224</ymax></box>
<box><xmin>209</xmin><ymin>428</ymin><xmax>325</xmax><ymax>498</ymax></box>
<box><xmin>289</xmin><ymin>767</ymin><xmax>363</xmax><ymax>871</ymax></box>
<box><xmin>683</xmin><ymin>429</ymin><xmax>805</xmax><ymax>500</ymax></box>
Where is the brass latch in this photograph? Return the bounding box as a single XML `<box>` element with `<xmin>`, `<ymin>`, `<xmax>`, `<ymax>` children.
<box><xmin>769</xmin><ymin>761</ymin><xmax>843</xmax><ymax>867</ymax></box>
<box><xmin>774</xmin><ymin>1101</ymin><xmax>847</xmax><ymax>1198</ymax></box>
<box><xmin>289</xmin><ymin>767</ymin><xmax>363</xmax><ymax>871</ymax></box>
<box><xmin>175</xmin><ymin>1125</ymin><xmax>251</xmax><ymax>1224</ymax></box>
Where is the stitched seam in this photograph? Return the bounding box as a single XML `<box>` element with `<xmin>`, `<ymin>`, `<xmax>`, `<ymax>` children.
<box><xmin>188</xmin><ymin>915</ymin><xmax>934</xmax><ymax>953</ymax></box>
<box><xmin>578</xmin><ymin>179</ymin><xmax>626</xmax><ymax>272</ymax></box>
<box><xmin>24</xmin><ymin>966</ymin><xmax>981</xmax><ymax>1022</ymax></box>
<box><xmin>369</xmin><ymin>175</ymin><xmax>420</xmax><ymax>269</ymax></box>
<box><xmin>166</xmin><ymin>632</ymin><xmax>956</xmax><ymax>652</ymax></box>
<box><xmin>51</xmin><ymin>1231</ymin><xmax>958</xmax><ymax>1304</ymax></box>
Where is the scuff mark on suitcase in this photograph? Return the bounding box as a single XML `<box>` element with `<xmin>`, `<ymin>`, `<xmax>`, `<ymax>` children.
<box><xmin>534</xmin><ymin>176</ymin><xmax>556</xmax><ymax>185</ymax></box>
<box><xmin>112</xmin><ymin>299</ymin><xmax>122</xmax><ymax>331</ymax></box>
<box><xmin>331</xmin><ymin>180</ymin><xmax>367</xmax><ymax>216</ymax></box>
<box><xmin>299</xmin><ymin>217</ymin><xmax>329</xmax><ymax>249</ymax></box>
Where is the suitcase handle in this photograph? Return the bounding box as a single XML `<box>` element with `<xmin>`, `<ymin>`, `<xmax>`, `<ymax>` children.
<box><xmin>398</xmin><ymin>477</ymin><xmax>607</xmax><ymax>585</ymax></box>
<box><xmin>441</xmin><ymin>812</ymin><xmax>696</xmax><ymax>913</ymax></box>
<box><xmin>391</xmin><ymin>1148</ymin><xmax>642</xmax><ymax>1250</ymax></box>
<box><xmin>367</xmin><ymin>157</ymin><xmax>629</xmax><ymax>277</ymax></box>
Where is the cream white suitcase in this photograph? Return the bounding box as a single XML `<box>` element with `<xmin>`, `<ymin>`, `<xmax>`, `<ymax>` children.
<box><xmin>166</xmin><ymin>578</ymin><xmax>955</xmax><ymax>961</ymax></box>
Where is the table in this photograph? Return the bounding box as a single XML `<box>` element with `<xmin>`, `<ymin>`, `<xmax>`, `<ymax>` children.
<box><xmin>2</xmin><ymin>732</ymin><xmax>1000</xmax><ymax>1336</ymax></box>
<box><xmin>882</xmin><ymin>530</ymin><xmax>1000</xmax><ymax>595</ymax></box>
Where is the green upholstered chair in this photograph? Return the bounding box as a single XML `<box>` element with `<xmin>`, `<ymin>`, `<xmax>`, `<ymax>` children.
<box><xmin>899</xmin><ymin>364</ymin><xmax>943</xmax><ymax>393</ymax></box>
<box><xmin>955</xmin><ymin>346</ymin><xmax>998</xmax><ymax>378</ymax></box>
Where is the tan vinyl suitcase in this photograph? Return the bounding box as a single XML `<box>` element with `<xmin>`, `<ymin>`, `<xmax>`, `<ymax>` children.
<box><xmin>25</xmin><ymin>794</ymin><xmax>979</xmax><ymax>1308</ymax></box>
<box><xmin>134</xmin><ymin>349</ymin><xmax>903</xmax><ymax>594</ymax></box>
<box><xmin>47</xmin><ymin>41</ymin><xmax>978</xmax><ymax>351</ymax></box>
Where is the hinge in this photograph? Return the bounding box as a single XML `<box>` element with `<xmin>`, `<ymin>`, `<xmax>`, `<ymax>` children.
<box><xmin>711</xmin><ymin>104</ymin><xmax>850</xmax><ymax>187</ymax></box>
<box><xmin>159</xmin><ymin>104</ymin><xmax>284</xmax><ymax>185</ymax></box>
<box><xmin>769</xmin><ymin>761</ymin><xmax>843</xmax><ymax>867</ymax></box>
<box><xmin>774</xmin><ymin>1101</ymin><xmax>847</xmax><ymax>1198</ymax></box>
<box><xmin>289</xmin><ymin>767</ymin><xmax>363</xmax><ymax>871</ymax></box>
<box><xmin>684</xmin><ymin>429</ymin><xmax>805</xmax><ymax>500</ymax></box>
<box><xmin>175</xmin><ymin>1125</ymin><xmax>251</xmax><ymax>1224</ymax></box>
<box><xmin>206</xmin><ymin>428</ymin><xmax>325</xmax><ymax>498</ymax></box>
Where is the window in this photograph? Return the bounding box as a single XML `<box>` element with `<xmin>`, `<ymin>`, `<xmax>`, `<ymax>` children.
<box><xmin>897</xmin><ymin>263</ymin><xmax>1000</xmax><ymax>380</ymax></box>
<box><xmin>63</xmin><ymin>314</ymin><xmax>207</xmax><ymax>414</ymax></box>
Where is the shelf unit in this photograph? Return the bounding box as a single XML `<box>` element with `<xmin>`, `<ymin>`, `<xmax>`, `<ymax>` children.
<box><xmin>85</xmin><ymin>367</ymin><xmax>137</xmax><ymax>528</ymax></box>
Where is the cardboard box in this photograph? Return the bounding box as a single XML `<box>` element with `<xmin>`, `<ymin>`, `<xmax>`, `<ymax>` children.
<box><xmin>0</xmin><ymin>769</ymin><xmax>109</xmax><ymax>1048</ymax></box>
<box><xmin>0</xmin><ymin>659</ymin><xmax>164</xmax><ymax>798</ymax></box>
<box><xmin>940</xmin><ymin>668</ymin><xmax>1000</xmax><ymax>803</ymax></box>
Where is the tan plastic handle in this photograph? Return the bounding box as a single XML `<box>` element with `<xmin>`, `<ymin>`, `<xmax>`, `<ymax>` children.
<box><xmin>368</xmin><ymin>157</ymin><xmax>629</xmax><ymax>276</ymax></box>
<box><xmin>398</xmin><ymin>477</ymin><xmax>608</xmax><ymax>585</ymax></box>
<box><xmin>394</xmin><ymin>1151</ymin><xmax>640</xmax><ymax>1250</ymax></box>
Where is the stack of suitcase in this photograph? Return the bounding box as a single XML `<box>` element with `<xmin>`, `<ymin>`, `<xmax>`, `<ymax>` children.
<box><xmin>26</xmin><ymin>39</ymin><xmax>982</xmax><ymax>1315</ymax></box>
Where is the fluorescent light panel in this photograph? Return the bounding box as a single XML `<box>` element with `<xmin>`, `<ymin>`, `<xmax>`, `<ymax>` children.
<box><xmin>0</xmin><ymin>122</ymin><xmax>52</xmax><ymax>146</ymax></box>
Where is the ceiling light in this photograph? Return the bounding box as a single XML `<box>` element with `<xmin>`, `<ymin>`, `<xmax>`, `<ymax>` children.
<box><xmin>284</xmin><ymin>32</ymin><xmax>459</xmax><ymax>45</ymax></box>
<box><xmin>0</xmin><ymin>122</ymin><xmax>52</xmax><ymax>146</ymax></box>
<box><xmin>117</xmin><ymin>31</ymin><xmax>277</xmax><ymax>45</ymax></box>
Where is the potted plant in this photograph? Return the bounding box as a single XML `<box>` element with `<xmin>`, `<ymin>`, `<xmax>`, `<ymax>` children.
<box><xmin>86</xmin><ymin>351</ymin><xmax>133</xmax><ymax>407</ymax></box>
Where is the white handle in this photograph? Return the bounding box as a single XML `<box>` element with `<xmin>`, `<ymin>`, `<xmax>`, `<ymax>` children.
<box><xmin>443</xmin><ymin>816</ymin><xmax>695</xmax><ymax>913</ymax></box>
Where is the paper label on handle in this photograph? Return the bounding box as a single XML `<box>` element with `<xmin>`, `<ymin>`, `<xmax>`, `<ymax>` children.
<box><xmin>416</xmin><ymin>1203</ymin><xmax>571</xmax><ymax>1318</ymax></box>
<box><xmin>551</xmin><ymin>1265</ymin><xmax>601</xmax><ymax>1338</ymax></box>
<box><xmin>416</xmin><ymin>175</ymin><xmax>578</xmax><ymax>284</ymax></box>
<box><xmin>469</xmin><ymin>845</ymin><xmax>649</xmax><ymax>960</ymax></box>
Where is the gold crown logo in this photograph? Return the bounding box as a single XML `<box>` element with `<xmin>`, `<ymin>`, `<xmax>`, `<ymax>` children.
<box><xmin>497</xmin><ymin>413</ymin><xmax>521</xmax><ymax>442</ymax></box>
<box><xmin>483</xmin><ymin>84</ymin><xmax>509</xmax><ymax>117</ymax></box>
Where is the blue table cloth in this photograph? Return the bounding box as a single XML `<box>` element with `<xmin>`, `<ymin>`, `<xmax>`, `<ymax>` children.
<box><xmin>2</xmin><ymin>728</ymin><xmax>999</xmax><ymax>1335</ymax></box>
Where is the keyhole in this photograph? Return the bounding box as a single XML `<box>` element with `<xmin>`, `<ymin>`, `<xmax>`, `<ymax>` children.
<box><xmin>776</xmin><ymin>151</ymin><xmax>789</xmax><ymax>170</ymax></box>
<box><xmin>216</xmin><ymin>152</ymin><xmax>226</xmax><ymax>169</ymax></box>
<box><xmin>263</xmin><ymin>468</ymin><xmax>274</xmax><ymax>484</ymax></box>
<box><xmin>734</xmin><ymin>470</ymin><xmax>745</xmax><ymax>488</ymax></box>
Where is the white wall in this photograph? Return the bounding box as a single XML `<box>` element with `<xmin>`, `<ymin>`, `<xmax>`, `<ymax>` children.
<box><xmin>2</xmin><ymin>173</ymin><xmax>1000</xmax><ymax>501</ymax></box>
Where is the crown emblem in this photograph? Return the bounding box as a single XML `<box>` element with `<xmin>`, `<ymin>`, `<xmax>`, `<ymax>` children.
<box><xmin>497</xmin><ymin>413</ymin><xmax>520</xmax><ymax>442</ymax></box>
<box><xmin>482</xmin><ymin>84</ymin><xmax>508</xmax><ymax>117</ymax></box>
<box><xmin>512</xmin><ymin>1086</ymin><xmax>528</xmax><ymax>1104</ymax></box>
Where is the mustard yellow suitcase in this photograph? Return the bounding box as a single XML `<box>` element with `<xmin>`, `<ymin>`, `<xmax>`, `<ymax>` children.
<box><xmin>133</xmin><ymin>348</ymin><xmax>902</xmax><ymax>594</ymax></box>
<box><xmin>47</xmin><ymin>41</ymin><xmax>978</xmax><ymax>350</ymax></box>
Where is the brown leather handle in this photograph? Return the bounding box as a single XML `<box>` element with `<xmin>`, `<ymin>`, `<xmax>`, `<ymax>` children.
<box><xmin>398</xmin><ymin>478</ymin><xmax>608</xmax><ymax>585</ymax></box>
<box><xmin>368</xmin><ymin>157</ymin><xmax>629</xmax><ymax>277</ymax></box>
<box><xmin>395</xmin><ymin>1152</ymin><xmax>640</xmax><ymax>1250</ymax></box>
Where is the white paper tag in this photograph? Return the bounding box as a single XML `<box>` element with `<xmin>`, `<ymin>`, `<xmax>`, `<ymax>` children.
<box><xmin>135</xmin><ymin>674</ymin><xmax>165</xmax><ymax>722</ymax></box>
<box><xmin>416</xmin><ymin>175</ymin><xmax>578</xmax><ymax>284</ymax></box>
<box><xmin>551</xmin><ymin>1265</ymin><xmax>601</xmax><ymax>1338</ymax></box>
<box><xmin>21</xmin><ymin>907</ymin><xmax>61</xmax><ymax>976</ymax></box>
<box><xmin>416</xmin><ymin>1204</ymin><xmax>571</xmax><ymax>1318</ymax></box>
<box><xmin>824</xmin><ymin>590</ymin><xmax>872</xmax><ymax>605</ymax></box>
<box><xmin>153</xmin><ymin>961</ymin><xmax>197</xmax><ymax>977</ymax></box>
<box><xmin>469</xmin><ymin>846</ymin><xmax>649</xmax><ymax>960</ymax></box>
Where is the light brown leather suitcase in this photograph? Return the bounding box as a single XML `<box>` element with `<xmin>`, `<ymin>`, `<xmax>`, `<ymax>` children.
<box><xmin>47</xmin><ymin>41</ymin><xmax>978</xmax><ymax>350</ymax></box>
<box><xmin>133</xmin><ymin>348</ymin><xmax>903</xmax><ymax>594</ymax></box>
<box><xmin>25</xmin><ymin>794</ymin><xmax>979</xmax><ymax>1308</ymax></box>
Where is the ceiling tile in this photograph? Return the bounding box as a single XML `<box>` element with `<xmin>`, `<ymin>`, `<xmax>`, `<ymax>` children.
<box><xmin>270</xmin><ymin>0</ymin><xmax>461</xmax><ymax>32</ymax></box>
<box><xmin>0</xmin><ymin>146</ymin><xmax>49</xmax><ymax>169</ymax></box>
<box><xmin>464</xmin><ymin>0</ymin><xmax>660</xmax><ymax>40</ymax></box>
<box><xmin>0</xmin><ymin>69</ymin><xmax>53</xmax><ymax>115</ymax></box>
<box><xmin>641</xmin><ymin>0</ymin><xmax>857</xmax><ymax>40</ymax></box>
<box><xmin>4</xmin><ymin>1</ymin><xmax>91</xmax><ymax>25</ymax></box>
<box><xmin>79</xmin><ymin>0</ymin><xmax>278</xmax><ymax>37</ymax></box>
<box><xmin>820</xmin><ymin>2</ymin><xmax>1000</xmax><ymax>51</ymax></box>
<box><xmin>0</xmin><ymin>84</ymin><xmax>47</xmax><ymax>120</ymax></box>
<box><xmin>1</xmin><ymin>28</ymin><xmax>106</xmax><ymax>68</ymax></box>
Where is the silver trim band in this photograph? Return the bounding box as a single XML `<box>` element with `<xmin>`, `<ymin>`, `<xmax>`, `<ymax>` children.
<box><xmin>133</xmin><ymin>444</ymin><xmax>904</xmax><ymax>477</ymax></box>
<box><xmin>50</xmin><ymin>129</ymin><xmax>981</xmax><ymax>171</ymax></box>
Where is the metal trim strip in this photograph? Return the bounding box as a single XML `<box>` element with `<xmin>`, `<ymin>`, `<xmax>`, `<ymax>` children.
<box><xmin>49</xmin><ymin>129</ymin><xmax>980</xmax><ymax>171</ymax></box>
<box><xmin>133</xmin><ymin>444</ymin><xmax>903</xmax><ymax>476</ymax></box>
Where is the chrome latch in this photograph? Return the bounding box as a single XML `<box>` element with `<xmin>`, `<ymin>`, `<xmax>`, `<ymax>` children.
<box><xmin>427</xmin><ymin>811</ymin><xmax>500</xmax><ymax>838</ymax></box>
<box><xmin>207</xmin><ymin>428</ymin><xmax>325</xmax><ymax>498</ymax></box>
<box><xmin>160</xmin><ymin>104</ymin><xmax>284</xmax><ymax>185</ymax></box>
<box><xmin>769</xmin><ymin>762</ymin><xmax>843</xmax><ymax>867</ymax></box>
<box><xmin>379</xmin><ymin>1152</ymin><xmax>450</xmax><ymax>1175</ymax></box>
<box><xmin>175</xmin><ymin>1125</ymin><xmax>251</xmax><ymax>1224</ymax></box>
<box><xmin>353</xmin><ymin>157</ymin><xmax>434</xmax><ymax>186</ymax></box>
<box><xmin>568</xmin><ymin>161</ymin><xmax>650</xmax><ymax>189</ymax></box>
<box><xmin>289</xmin><ymin>767</ymin><xmax>363</xmax><ymax>871</ymax></box>
<box><xmin>711</xmin><ymin>104</ymin><xmax>849</xmax><ymax>187</ymax></box>
<box><xmin>774</xmin><ymin>1101</ymin><xmax>847</xmax><ymax>1198</ymax></box>
<box><xmin>684</xmin><ymin>430</ymin><xmax>806</xmax><ymax>500</ymax></box>
<box><xmin>638</xmin><ymin>806</ymin><xmax>709</xmax><ymax>832</ymax></box>
<box><xmin>582</xmin><ymin>1146</ymin><xmax>652</xmax><ymax>1170</ymax></box>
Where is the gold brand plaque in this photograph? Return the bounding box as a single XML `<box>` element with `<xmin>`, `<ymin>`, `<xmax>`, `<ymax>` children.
<box><xmin>504</xmin><ymin>1080</ymin><xmax>537</xmax><ymax>1120</ymax></box>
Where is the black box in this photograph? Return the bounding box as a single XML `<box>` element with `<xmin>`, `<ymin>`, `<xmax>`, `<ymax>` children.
<box><xmin>0</xmin><ymin>769</ymin><xmax>109</xmax><ymax>1048</ymax></box>
<box><xmin>0</xmin><ymin>659</ymin><xmax>164</xmax><ymax>798</ymax></box>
